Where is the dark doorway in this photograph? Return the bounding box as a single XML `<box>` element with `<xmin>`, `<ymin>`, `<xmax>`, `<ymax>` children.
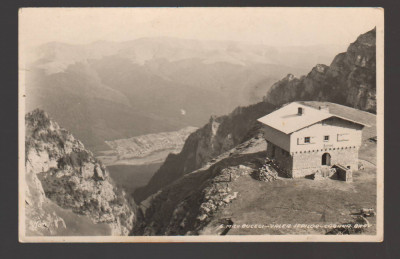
<box><xmin>322</xmin><ymin>153</ymin><xmax>331</xmax><ymax>166</ymax></box>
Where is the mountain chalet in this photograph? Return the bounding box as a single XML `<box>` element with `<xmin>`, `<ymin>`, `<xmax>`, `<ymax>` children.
<box><xmin>257</xmin><ymin>102</ymin><xmax>369</xmax><ymax>178</ymax></box>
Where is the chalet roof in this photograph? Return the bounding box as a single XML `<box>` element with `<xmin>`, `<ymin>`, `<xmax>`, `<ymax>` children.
<box><xmin>257</xmin><ymin>102</ymin><xmax>370</xmax><ymax>134</ymax></box>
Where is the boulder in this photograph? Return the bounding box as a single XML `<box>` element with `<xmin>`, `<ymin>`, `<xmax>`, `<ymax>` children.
<box><xmin>94</xmin><ymin>165</ymin><xmax>106</xmax><ymax>180</ymax></box>
<box><xmin>80</xmin><ymin>162</ymin><xmax>95</xmax><ymax>178</ymax></box>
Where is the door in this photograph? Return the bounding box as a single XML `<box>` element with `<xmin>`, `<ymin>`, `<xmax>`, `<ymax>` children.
<box><xmin>322</xmin><ymin>153</ymin><xmax>331</xmax><ymax>166</ymax></box>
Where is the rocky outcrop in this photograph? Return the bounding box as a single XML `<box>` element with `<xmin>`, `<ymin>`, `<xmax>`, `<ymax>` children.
<box><xmin>25</xmin><ymin>109</ymin><xmax>135</xmax><ymax>235</ymax></box>
<box><xmin>264</xmin><ymin>28</ymin><xmax>376</xmax><ymax>113</ymax></box>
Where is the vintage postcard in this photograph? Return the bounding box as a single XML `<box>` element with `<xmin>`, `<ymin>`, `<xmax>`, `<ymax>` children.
<box><xmin>19</xmin><ymin>7</ymin><xmax>384</xmax><ymax>242</ymax></box>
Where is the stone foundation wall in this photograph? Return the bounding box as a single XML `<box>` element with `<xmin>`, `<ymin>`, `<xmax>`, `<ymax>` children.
<box><xmin>265</xmin><ymin>138</ymin><xmax>359</xmax><ymax>178</ymax></box>
<box><xmin>330</xmin><ymin>147</ymin><xmax>359</xmax><ymax>170</ymax></box>
<box><xmin>292</xmin><ymin>151</ymin><xmax>322</xmax><ymax>178</ymax></box>
<box><xmin>266</xmin><ymin>141</ymin><xmax>292</xmax><ymax>177</ymax></box>
<box><xmin>291</xmin><ymin>147</ymin><xmax>359</xmax><ymax>178</ymax></box>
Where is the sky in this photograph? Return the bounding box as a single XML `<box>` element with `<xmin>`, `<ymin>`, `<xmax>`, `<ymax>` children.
<box><xmin>19</xmin><ymin>8</ymin><xmax>383</xmax><ymax>49</ymax></box>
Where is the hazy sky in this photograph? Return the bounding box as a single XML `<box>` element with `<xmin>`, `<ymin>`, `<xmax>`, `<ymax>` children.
<box><xmin>20</xmin><ymin>8</ymin><xmax>383</xmax><ymax>49</ymax></box>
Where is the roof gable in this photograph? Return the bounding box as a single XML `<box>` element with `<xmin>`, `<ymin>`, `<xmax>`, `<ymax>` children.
<box><xmin>257</xmin><ymin>102</ymin><xmax>369</xmax><ymax>134</ymax></box>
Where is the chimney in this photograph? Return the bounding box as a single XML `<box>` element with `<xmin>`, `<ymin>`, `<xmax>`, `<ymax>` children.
<box><xmin>298</xmin><ymin>107</ymin><xmax>303</xmax><ymax>116</ymax></box>
<box><xmin>318</xmin><ymin>105</ymin><xmax>329</xmax><ymax>113</ymax></box>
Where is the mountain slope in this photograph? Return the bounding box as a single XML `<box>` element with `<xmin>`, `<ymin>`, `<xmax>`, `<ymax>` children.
<box><xmin>134</xmin><ymin>28</ymin><xmax>377</xmax><ymax>205</ymax></box>
<box><xmin>26</xmin><ymin>64</ymin><xmax>185</xmax><ymax>152</ymax></box>
<box><xmin>24</xmin><ymin>110</ymin><xmax>135</xmax><ymax>235</ymax></box>
<box><xmin>133</xmin><ymin>102</ymin><xmax>377</xmax><ymax>235</ymax></box>
<box><xmin>134</xmin><ymin>137</ymin><xmax>267</xmax><ymax>235</ymax></box>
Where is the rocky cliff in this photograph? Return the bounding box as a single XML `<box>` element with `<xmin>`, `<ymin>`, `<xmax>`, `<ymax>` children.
<box><xmin>25</xmin><ymin>109</ymin><xmax>135</xmax><ymax>235</ymax></box>
<box><xmin>264</xmin><ymin>28</ymin><xmax>376</xmax><ymax>113</ymax></box>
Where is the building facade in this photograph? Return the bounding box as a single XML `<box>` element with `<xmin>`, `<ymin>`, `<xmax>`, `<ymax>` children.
<box><xmin>258</xmin><ymin>102</ymin><xmax>368</xmax><ymax>178</ymax></box>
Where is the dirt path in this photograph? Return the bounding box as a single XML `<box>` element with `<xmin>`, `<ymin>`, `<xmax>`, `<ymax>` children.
<box><xmin>359</xmin><ymin>159</ymin><xmax>376</xmax><ymax>167</ymax></box>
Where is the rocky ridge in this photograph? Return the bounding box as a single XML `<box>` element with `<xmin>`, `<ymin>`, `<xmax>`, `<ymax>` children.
<box><xmin>25</xmin><ymin>109</ymin><xmax>134</xmax><ymax>235</ymax></box>
<box><xmin>264</xmin><ymin>28</ymin><xmax>376</xmax><ymax>113</ymax></box>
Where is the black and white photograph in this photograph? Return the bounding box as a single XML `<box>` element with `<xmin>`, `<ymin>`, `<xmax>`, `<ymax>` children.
<box><xmin>18</xmin><ymin>7</ymin><xmax>384</xmax><ymax>242</ymax></box>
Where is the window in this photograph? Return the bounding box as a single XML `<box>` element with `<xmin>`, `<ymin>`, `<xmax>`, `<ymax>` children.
<box><xmin>324</xmin><ymin>135</ymin><xmax>329</xmax><ymax>142</ymax></box>
<box><xmin>337</xmin><ymin>133</ymin><xmax>349</xmax><ymax>142</ymax></box>
<box><xmin>298</xmin><ymin>136</ymin><xmax>314</xmax><ymax>145</ymax></box>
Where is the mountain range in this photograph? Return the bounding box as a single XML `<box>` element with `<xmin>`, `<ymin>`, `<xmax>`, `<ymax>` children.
<box><xmin>25</xmin><ymin>38</ymin><xmax>344</xmax><ymax>152</ymax></box>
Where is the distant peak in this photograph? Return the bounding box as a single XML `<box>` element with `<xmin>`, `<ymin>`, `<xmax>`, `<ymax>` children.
<box><xmin>285</xmin><ymin>74</ymin><xmax>296</xmax><ymax>81</ymax></box>
<box><xmin>354</xmin><ymin>27</ymin><xmax>376</xmax><ymax>47</ymax></box>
